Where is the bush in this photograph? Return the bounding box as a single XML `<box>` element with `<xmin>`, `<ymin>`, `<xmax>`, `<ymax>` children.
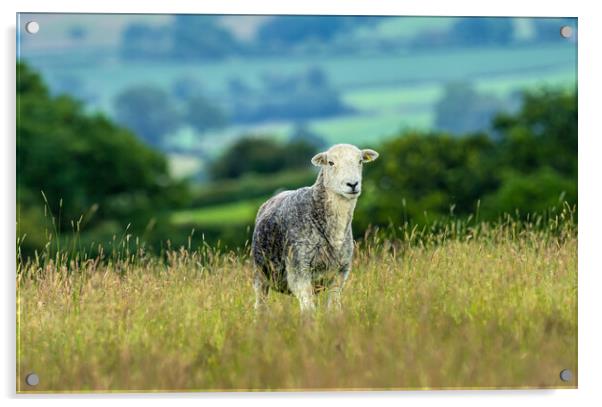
<box><xmin>480</xmin><ymin>168</ymin><xmax>577</xmax><ymax>218</ymax></box>
<box><xmin>209</xmin><ymin>136</ymin><xmax>318</xmax><ymax>180</ymax></box>
<box><xmin>355</xmin><ymin>88</ymin><xmax>577</xmax><ymax>232</ymax></box>
<box><xmin>355</xmin><ymin>132</ymin><xmax>497</xmax><ymax>230</ymax></box>
<box><xmin>191</xmin><ymin>170</ymin><xmax>316</xmax><ymax>208</ymax></box>
<box><xmin>17</xmin><ymin>62</ymin><xmax>190</xmax><ymax>256</ymax></box>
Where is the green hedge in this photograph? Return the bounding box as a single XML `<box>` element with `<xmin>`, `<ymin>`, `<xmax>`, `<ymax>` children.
<box><xmin>189</xmin><ymin>169</ymin><xmax>317</xmax><ymax>208</ymax></box>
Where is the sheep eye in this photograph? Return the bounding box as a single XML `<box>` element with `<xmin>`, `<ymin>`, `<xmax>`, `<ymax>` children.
<box><xmin>359</xmin><ymin>160</ymin><xmax>363</xmax><ymax>165</ymax></box>
<box><xmin>328</xmin><ymin>161</ymin><xmax>335</xmax><ymax>166</ymax></box>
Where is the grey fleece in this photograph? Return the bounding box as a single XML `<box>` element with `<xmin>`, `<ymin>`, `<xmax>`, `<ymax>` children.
<box><xmin>251</xmin><ymin>170</ymin><xmax>354</xmax><ymax>297</ymax></box>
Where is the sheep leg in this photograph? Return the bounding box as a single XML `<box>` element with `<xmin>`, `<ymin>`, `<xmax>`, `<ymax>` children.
<box><xmin>253</xmin><ymin>269</ymin><xmax>270</xmax><ymax>312</ymax></box>
<box><xmin>327</xmin><ymin>264</ymin><xmax>350</xmax><ymax>310</ymax></box>
<box><xmin>287</xmin><ymin>266</ymin><xmax>315</xmax><ymax>314</ymax></box>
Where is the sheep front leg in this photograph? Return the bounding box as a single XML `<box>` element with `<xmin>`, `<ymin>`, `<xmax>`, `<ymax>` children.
<box><xmin>327</xmin><ymin>264</ymin><xmax>350</xmax><ymax>311</ymax></box>
<box><xmin>287</xmin><ymin>264</ymin><xmax>315</xmax><ymax>314</ymax></box>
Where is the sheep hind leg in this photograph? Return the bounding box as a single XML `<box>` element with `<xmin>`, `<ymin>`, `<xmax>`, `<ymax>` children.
<box><xmin>253</xmin><ymin>269</ymin><xmax>270</xmax><ymax>313</ymax></box>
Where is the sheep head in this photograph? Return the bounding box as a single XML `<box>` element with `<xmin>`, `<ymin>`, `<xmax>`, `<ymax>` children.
<box><xmin>311</xmin><ymin>144</ymin><xmax>379</xmax><ymax>199</ymax></box>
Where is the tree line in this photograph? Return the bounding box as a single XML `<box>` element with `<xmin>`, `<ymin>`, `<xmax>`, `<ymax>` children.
<box><xmin>113</xmin><ymin>67</ymin><xmax>348</xmax><ymax>151</ymax></box>
<box><xmin>206</xmin><ymin>87</ymin><xmax>577</xmax><ymax>236</ymax></box>
<box><xmin>17</xmin><ymin>62</ymin><xmax>190</xmax><ymax>255</ymax></box>
<box><xmin>17</xmin><ymin>61</ymin><xmax>577</xmax><ymax>254</ymax></box>
<box><xmin>120</xmin><ymin>16</ymin><xmax>576</xmax><ymax>61</ymax></box>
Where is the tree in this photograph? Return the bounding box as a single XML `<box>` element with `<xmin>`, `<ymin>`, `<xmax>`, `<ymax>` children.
<box><xmin>493</xmin><ymin>88</ymin><xmax>577</xmax><ymax>176</ymax></box>
<box><xmin>17</xmin><ymin>62</ymin><xmax>189</xmax><ymax>254</ymax></box>
<box><xmin>184</xmin><ymin>95</ymin><xmax>227</xmax><ymax>134</ymax></box>
<box><xmin>481</xmin><ymin>88</ymin><xmax>578</xmax><ymax>216</ymax></box>
<box><xmin>480</xmin><ymin>168</ymin><xmax>576</xmax><ymax>217</ymax></box>
<box><xmin>355</xmin><ymin>132</ymin><xmax>497</xmax><ymax>229</ymax></box>
<box><xmin>231</xmin><ymin>68</ymin><xmax>351</xmax><ymax>123</ymax></box>
<box><xmin>209</xmin><ymin>137</ymin><xmax>317</xmax><ymax>180</ymax></box>
<box><xmin>113</xmin><ymin>85</ymin><xmax>181</xmax><ymax>148</ymax></box>
<box><xmin>435</xmin><ymin>82</ymin><xmax>503</xmax><ymax>134</ymax></box>
<box><xmin>355</xmin><ymin>87</ymin><xmax>577</xmax><ymax>231</ymax></box>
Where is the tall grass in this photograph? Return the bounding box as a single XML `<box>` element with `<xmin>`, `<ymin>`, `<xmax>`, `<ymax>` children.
<box><xmin>16</xmin><ymin>207</ymin><xmax>577</xmax><ymax>392</ymax></box>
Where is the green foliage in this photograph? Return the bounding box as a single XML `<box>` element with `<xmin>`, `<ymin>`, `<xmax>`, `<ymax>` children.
<box><xmin>172</xmin><ymin>199</ymin><xmax>263</xmax><ymax>227</ymax></box>
<box><xmin>17</xmin><ymin>62</ymin><xmax>190</xmax><ymax>255</ymax></box>
<box><xmin>17</xmin><ymin>61</ymin><xmax>577</xmax><ymax>253</ymax></box>
<box><xmin>356</xmin><ymin>132</ymin><xmax>497</xmax><ymax>230</ymax></box>
<box><xmin>191</xmin><ymin>169</ymin><xmax>316</xmax><ymax>208</ymax></box>
<box><xmin>480</xmin><ymin>168</ymin><xmax>577</xmax><ymax>217</ymax></box>
<box><xmin>209</xmin><ymin>136</ymin><xmax>318</xmax><ymax>180</ymax></box>
<box><xmin>494</xmin><ymin>88</ymin><xmax>577</xmax><ymax>176</ymax></box>
<box><xmin>355</xmin><ymin>87</ymin><xmax>577</xmax><ymax>232</ymax></box>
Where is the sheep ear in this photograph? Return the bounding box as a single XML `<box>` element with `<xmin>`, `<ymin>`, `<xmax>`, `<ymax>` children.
<box><xmin>362</xmin><ymin>149</ymin><xmax>379</xmax><ymax>163</ymax></box>
<box><xmin>311</xmin><ymin>152</ymin><xmax>327</xmax><ymax>167</ymax></box>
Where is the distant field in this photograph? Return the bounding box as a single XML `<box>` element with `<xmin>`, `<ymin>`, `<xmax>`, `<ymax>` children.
<box><xmin>167</xmin><ymin>152</ymin><xmax>205</xmax><ymax>179</ymax></box>
<box><xmin>24</xmin><ymin>42</ymin><xmax>577</xmax><ymax>169</ymax></box>
<box><xmin>311</xmin><ymin>111</ymin><xmax>433</xmax><ymax>146</ymax></box>
<box><xmin>18</xmin><ymin>218</ymin><xmax>577</xmax><ymax>392</ymax></box>
<box><xmin>25</xmin><ymin>43</ymin><xmax>576</xmax><ymax>111</ymax></box>
<box><xmin>172</xmin><ymin>198</ymin><xmax>262</xmax><ymax>227</ymax></box>
<box><xmin>343</xmin><ymin>84</ymin><xmax>442</xmax><ymax>112</ymax></box>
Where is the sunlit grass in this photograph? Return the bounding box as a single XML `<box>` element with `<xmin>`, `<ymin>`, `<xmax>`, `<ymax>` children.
<box><xmin>171</xmin><ymin>199</ymin><xmax>263</xmax><ymax>226</ymax></box>
<box><xmin>17</xmin><ymin>209</ymin><xmax>577</xmax><ymax>392</ymax></box>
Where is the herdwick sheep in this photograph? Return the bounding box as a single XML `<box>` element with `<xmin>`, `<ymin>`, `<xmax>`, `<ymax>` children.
<box><xmin>251</xmin><ymin>144</ymin><xmax>379</xmax><ymax>313</ymax></box>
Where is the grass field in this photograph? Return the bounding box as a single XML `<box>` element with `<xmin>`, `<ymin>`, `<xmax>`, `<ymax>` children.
<box><xmin>171</xmin><ymin>198</ymin><xmax>263</xmax><ymax>226</ymax></box>
<box><xmin>17</xmin><ymin>216</ymin><xmax>577</xmax><ymax>392</ymax></box>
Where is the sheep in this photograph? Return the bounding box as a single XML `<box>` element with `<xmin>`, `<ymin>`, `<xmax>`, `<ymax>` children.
<box><xmin>251</xmin><ymin>144</ymin><xmax>379</xmax><ymax>313</ymax></box>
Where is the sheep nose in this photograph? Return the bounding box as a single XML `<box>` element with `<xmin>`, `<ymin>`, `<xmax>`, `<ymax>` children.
<box><xmin>346</xmin><ymin>181</ymin><xmax>359</xmax><ymax>191</ymax></box>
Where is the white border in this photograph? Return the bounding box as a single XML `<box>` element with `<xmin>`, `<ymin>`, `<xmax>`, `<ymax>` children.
<box><xmin>3</xmin><ymin>1</ymin><xmax>601</xmax><ymax>406</ymax></box>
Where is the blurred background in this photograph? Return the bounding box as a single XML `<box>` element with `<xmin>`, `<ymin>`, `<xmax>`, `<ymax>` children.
<box><xmin>17</xmin><ymin>14</ymin><xmax>577</xmax><ymax>255</ymax></box>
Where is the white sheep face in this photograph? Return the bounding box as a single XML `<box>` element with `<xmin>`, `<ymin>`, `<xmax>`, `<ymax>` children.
<box><xmin>311</xmin><ymin>144</ymin><xmax>379</xmax><ymax>199</ymax></box>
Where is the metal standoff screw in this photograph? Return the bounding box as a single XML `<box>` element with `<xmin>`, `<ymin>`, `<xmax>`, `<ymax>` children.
<box><xmin>559</xmin><ymin>369</ymin><xmax>573</xmax><ymax>382</ymax></box>
<box><xmin>25</xmin><ymin>373</ymin><xmax>40</xmax><ymax>386</ymax></box>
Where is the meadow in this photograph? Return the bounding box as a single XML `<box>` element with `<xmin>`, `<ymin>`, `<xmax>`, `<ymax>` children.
<box><xmin>17</xmin><ymin>213</ymin><xmax>577</xmax><ymax>392</ymax></box>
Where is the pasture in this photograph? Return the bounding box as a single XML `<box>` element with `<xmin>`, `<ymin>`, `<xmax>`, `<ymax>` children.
<box><xmin>17</xmin><ymin>215</ymin><xmax>577</xmax><ymax>392</ymax></box>
<box><xmin>171</xmin><ymin>198</ymin><xmax>263</xmax><ymax>227</ymax></box>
